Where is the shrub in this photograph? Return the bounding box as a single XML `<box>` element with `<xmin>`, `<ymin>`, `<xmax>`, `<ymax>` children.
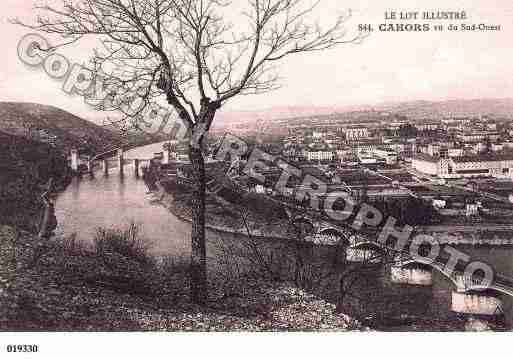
<box><xmin>93</xmin><ymin>223</ymin><xmax>153</xmax><ymax>266</ymax></box>
<box><xmin>157</xmin><ymin>255</ymin><xmax>191</xmax><ymax>296</ymax></box>
<box><xmin>89</xmin><ymin>223</ymin><xmax>161</xmax><ymax>295</ymax></box>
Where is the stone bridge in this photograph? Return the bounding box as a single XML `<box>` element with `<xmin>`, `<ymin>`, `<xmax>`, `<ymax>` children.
<box><xmin>69</xmin><ymin>146</ymin><xmax>173</xmax><ymax>177</ymax></box>
<box><xmin>302</xmin><ymin>212</ymin><xmax>513</xmax><ymax>321</ymax></box>
<box><xmin>282</xmin><ymin>211</ymin><xmax>513</xmax><ymax>301</ymax></box>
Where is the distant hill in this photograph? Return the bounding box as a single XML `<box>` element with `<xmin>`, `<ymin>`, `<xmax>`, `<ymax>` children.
<box><xmin>213</xmin><ymin>98</ymin><xmax>513</xmax><ymax>134</ymax></box>
<box><xmin>213</xmin><ymin>105</ymin><xmax>360</xmax><ymax>132</ymax></box>
<box><xmin>372</xmin><ymin>98</ymin><xmax>513</xmax><ymax>120</ymax></box>
<box><xmin>0</xmin><ymin>102</ymin><xmax>121</xmax><ymax>153</ymax></box>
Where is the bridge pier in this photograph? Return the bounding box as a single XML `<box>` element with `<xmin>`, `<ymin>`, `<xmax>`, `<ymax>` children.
<box><xmin>117</xmin><ymin>149</ymin><xmax>125</xmax><ymax>177</ymax></box>
<box><xmin>346</xmin><ymin>245</ymin><xmax>381</xmax><ymax>264</ymax></box>
<box><xmin>134</xmin><ymin>159</ymin><xmax>140</xmax><ymax>178</ymax></box>
<box><xmin>70</xmin><ymin>149</ymin><xmax>79</xmax><ymax>172</ymax></box>
<box><xmin>464</xmin><ymin>317</ymin><xmax>494</xmax><ymax>332</ymax></box>
<box><xmin>163</xmin><ymin>148</ymin><xmax>170</xmax><ymax>165</ymax></box>
<box><xmin>390</xmin><ymin>264</ymin><xmax>433</xmax><ymax>286</ymax></box>
<box><xmin>85</xmin><ymin>157</ymin><xmax>93</xmax><ymax>175</ymax></box>
<box><xmin>451</xmin><ymin>291</ymin><xmax>503</xmax><ymax>316</ymax></box>
<box><xmin>162</xmin><ymin>142</ymin><xmax>177</xmax><ymax>165</ymax></box>
<box><xmin>102</xmin><ymin>159</ymin><xmax>109</xmax><ymax>176</ymax></box>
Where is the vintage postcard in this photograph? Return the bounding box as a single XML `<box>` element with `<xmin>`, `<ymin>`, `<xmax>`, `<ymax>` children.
<box><xmin>0</xmin><ymin>0</ymin><xmax>512</xmax><ymax>356</ymax></box>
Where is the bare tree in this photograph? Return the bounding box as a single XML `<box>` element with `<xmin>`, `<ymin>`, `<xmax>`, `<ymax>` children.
<box><xmin>15</xmin><ymin>0</ymin><xmax>364</xmax><ymax>304</ymax></box>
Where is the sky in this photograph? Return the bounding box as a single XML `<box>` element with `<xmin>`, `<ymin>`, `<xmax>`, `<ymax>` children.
<box><xmin>1</xmin><ymin>0</ymin><xmax>513</xmax><ymax>122</ymax></box>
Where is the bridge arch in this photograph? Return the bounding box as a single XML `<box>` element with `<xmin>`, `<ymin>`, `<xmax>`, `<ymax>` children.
<box><xmin>396</xmin><ymin>258</ymin><xmax>513</xmax><ymax>297</ymax></box>
<box><xmin>350</xmin><ymin>241</ymin><xmax>385</xmax><ymax>251</ymax></box>
<box><xmin>346</xmin><ymin>241</ymin><xmax>386</xmax><ymax>263</ymax></box>
<box><xmin>396</xmin><ymin>258</ymin><xmax>458</xmax><ymax>285</ymax></box>
<box><xmin>318</xmin><ymin>228</ymin><xmax>351</xmax><ymax>246</ymax></box>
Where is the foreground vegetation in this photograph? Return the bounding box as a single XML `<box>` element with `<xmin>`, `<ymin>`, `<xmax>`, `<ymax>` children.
<box><xmin>0</xmin><ymin>224</ymin><xmax>361</xmax><ymax>331</ymax></box>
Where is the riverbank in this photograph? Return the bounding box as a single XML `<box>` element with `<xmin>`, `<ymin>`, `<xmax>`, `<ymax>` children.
<box><xmin>153</xmin><ymin>180</ymin><xmax>290</xmax><ymax>239</ymax></box>
<box><xmin>0</xmin><ymin>225</ymin><xmax>362</xmax><ymax>331</ymax></box>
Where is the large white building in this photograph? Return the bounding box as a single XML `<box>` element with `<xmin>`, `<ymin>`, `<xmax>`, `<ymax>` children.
<box><xmin>413</xmin><ymin>153</ymin><xmax>513</xmax><ymax>179</ymax></box>
<box><xmin>456</xmin><ymin>130</ymin><xmax>500</xmax><ymax>143</ymax></box>
<box><xmin>412</xmin><ymin>154</ymin><xmax>440</xmax><ymax>176</ymax></box>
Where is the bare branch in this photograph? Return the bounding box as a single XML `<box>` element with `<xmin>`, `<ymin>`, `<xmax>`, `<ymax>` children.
<box><xmin>13</xmin><ymin>0</ymin><xmax>363</xmax><ymax>130</ymax></box>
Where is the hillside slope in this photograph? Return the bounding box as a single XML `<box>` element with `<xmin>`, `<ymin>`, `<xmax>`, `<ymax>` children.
<box><xmin>0</xmin><ymin>130</ymin><xmax>72</xmax><ymax>230</ymax></box>
<box><xmin>0</xmin><ymin>102</ymin><xmax>120</xmax><ymax>153</ymax></box>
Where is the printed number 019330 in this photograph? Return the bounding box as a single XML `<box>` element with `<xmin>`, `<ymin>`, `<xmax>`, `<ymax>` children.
<box><xmin>6</xmin><ymin>345</ymin><xmax>38</xmax><ymax>353</ymax></box>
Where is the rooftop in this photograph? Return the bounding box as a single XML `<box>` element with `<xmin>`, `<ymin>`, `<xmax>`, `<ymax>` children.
<box><xmin>345</xmin><ymin>125</ymin><xmax>368</xmax><ymax>129</ymax></box>
<box><xmin>451</xmin><ymin>152</ymin><xmax>513</xmax><ymax>163</ymax></box>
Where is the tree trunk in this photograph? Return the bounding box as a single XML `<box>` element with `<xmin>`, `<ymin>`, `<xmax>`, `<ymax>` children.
<box><xmin>188</xmin><ymin>143</ymin><xmax>208</xmax><ymax>305</ymax></box>
<box><xmin>163</xmin><ymin>92</ymin><xmax>218</xmax><ymax>305</ymax></box>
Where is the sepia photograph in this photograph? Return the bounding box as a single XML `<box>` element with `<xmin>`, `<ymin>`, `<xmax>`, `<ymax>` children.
<box><xmin>0</xmin><ymin>0</ymin><xmax>512</xmax><ymax>357</ymax></box>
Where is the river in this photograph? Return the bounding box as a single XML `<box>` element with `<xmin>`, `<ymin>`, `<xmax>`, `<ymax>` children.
<box><xmin>55</xmin><ymin>141</ymin><xmax>192</xmax><ymax>256</ymax></box>
<box><xmin>54</xmin><ymin>141</ymin><xmax>513</xmax><ymax>330</ymax></box>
